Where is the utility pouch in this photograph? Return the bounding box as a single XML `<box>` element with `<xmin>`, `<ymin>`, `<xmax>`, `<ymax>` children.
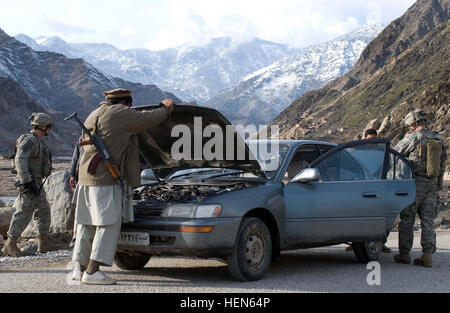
<box><xmin>87</xmin><ymin>152</ymin><xmax>103</xmax><ymax>176</ymax></box>
<box><xmin>426</xmin><ymin>139</ymin><xmax>442</xmax><ymax>178</ymax></box>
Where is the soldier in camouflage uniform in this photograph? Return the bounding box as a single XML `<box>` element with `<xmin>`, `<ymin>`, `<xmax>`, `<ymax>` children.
<box><xmin>394</xmin><ymin>109</ymin><xmax>447</xmax><ymax>268</ymax></box>
<box><xmin>2</xmin><ymin>113</ymin><xmax>56</xmax><ymax>257</ymax></box>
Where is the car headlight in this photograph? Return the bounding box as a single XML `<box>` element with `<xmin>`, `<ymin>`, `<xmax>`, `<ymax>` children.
<box><xmin>162</xmin><ymin>204</ymin><xmax>222</xmax><ymax>218</ymax></box>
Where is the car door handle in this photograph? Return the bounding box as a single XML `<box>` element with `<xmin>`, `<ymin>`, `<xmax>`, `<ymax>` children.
<box><xmin>395</xmin><ymin>191</ymin><xmax>410</xmax><ymax>197</ymax></box>
<box><xmin>362</xmin><ymin>192</ymin><xmax>380</xmax><ymax>198</ymax></box>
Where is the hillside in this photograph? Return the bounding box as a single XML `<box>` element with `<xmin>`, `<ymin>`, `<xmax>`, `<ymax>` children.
<box><xmin>268</xmin><ymin>0</ymin><xmax>449</xmax><ymax>168</ymax></box>
<box><xmin>0</xmin><ymin>77</ymin><xmax>78</xmax><ymax>155</ymax></box>
<box><xmin>0</xmin><ymin>28</ymin><xmax>182</xmax><ymax>155</ymax></box>
<box><xmin>0</xmin><ymin>28</ymin><xmax>181</xmax><ymax>119</ymax></box>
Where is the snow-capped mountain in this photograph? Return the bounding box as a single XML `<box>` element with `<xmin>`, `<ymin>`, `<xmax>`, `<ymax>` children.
<box><xmin>0</xmin><ymin>28</ymin><xmax>180</xmax><ymax>155</ymax></box>
<box><xmin>1</xmin><ymin>30</ymin><xmax>179</xmax><ymax>117</ymax></box>
<box><xmin>13</xmin><ymin>24</ymin><xmax>384</xmax><ymax>127</ymax></box>
<box><xmin>205</xmin><ymin>24</ymin><xmax>385</xmax><ymax>125</ymax></box>
<box><xmin>15</xmin><ymin>35</ymin><xmax>294</xmax><ymax>103</ymax></box>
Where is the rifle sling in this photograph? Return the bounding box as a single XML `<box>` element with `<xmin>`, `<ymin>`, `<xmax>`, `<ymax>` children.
<box><xmin>80</xmin><ymin>140</ymin><xmax>92</xmax><ymax>146</ymax></box>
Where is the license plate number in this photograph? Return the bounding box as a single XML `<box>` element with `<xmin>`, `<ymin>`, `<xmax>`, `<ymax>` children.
<box><xmin>118</xmin><ymin>232</ymin><xmax>150</xmax><ymax>246</ymax></box>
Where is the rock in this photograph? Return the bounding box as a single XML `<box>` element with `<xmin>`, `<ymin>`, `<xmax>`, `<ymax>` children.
<box><xmin>22</xmin><ymin>171</ymin><xmax>74</xmax><ymax>238</ymax></box>
<box><xmin>20</xmin><ymin>240</ymin><xmax>38</xmax><ymax>255</ymax></box>
<box><xmin>17</xmin><ymin>235</ymin><xmax>70</xmax><ymax>254</ymax></box>
<box><xmin>377</xmin><ymin>116</ymin><xmax>392</xmax><ymax>137</ymax></box>
<box><xmin>439</xmin><ymin>210</ymin><xmax>450</xmax><ymax>223</ymax></box>
<box><xmin>0</xmin><ymin>197</ymin><xmax>16</xmax><ymax>207</ymax></box>
<box><xmin>0</xmin><ymin>206</ymin><xmax>15</xmax><ymax>236</ymax></box>
<box><xmin>361</xmin><ymin>119</ymin><xmax>381</xmax><ymax>138</ymax></box>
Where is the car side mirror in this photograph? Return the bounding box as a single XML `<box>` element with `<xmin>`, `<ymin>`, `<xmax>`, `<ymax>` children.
<box><xmin>290</xmin><ymin>168</ymin><xmax>321</xmax><ymax>184</ymax></box>
<box><xmin>141</xmin><ymin>169</ymin><xmax>159</xmax><ymax>185</ymax></box>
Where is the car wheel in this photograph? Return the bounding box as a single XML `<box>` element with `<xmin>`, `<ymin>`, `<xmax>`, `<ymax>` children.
<box><xmin>227</xmin><ymin>217</ymin><xmax>272</xmax><ymax>282</ymax></box>
<box><xmin>114</xmin><ymin>252</ymin><xmax>151</xmax><ymax>270</ymax></box>
<box><xmin>352</xmin><ymin>242</ymin><xmax>382</xmax><ymax>263</ymax></box>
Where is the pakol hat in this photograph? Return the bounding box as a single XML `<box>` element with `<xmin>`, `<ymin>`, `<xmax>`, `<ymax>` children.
<box><xmin>104</xmin><ymin>88</ymin><xmax>132</xmax><ymax>99</ymax></box>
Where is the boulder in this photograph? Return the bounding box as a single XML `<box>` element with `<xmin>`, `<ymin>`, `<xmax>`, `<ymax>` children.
<box><xmin>439</xmin><ymin>210</ymin><xmax>450</xmax><ymax>229</ymax></box>
<box><xmin>358</xmin><ymin>119</ymin><xmax>382</xmax><ymax>139</ymax></box>
<box><xmin>22</xmin><ymin>171</ymin><xmax>75</xmax><ymax>238</ymax></box>
<box><xmin>377</xmin><ymin>116</ymin><xmax>392</xmax><ymax>137</ymax></box>
<box><xmin>0</xmin><ymin>206</ymin><xmax>15</xmax><ymax>236</ymax></box>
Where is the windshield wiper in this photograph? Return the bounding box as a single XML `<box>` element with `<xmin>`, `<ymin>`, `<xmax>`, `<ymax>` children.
<box><xmin>202</xmin><ymin>170</ymin><xmax>246</xmax><ymax>181</ymax></box>
<box><xmin>165</xmin><ymin>169</ymin><xmax>226</xmax><ymax>182</ymax></box>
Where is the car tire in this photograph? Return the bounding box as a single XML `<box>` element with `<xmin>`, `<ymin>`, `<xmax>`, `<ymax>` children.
<box><xmin>352</xmin><ymin>242</ymin><xmax>382</xmax><ymax>263</ymax></box>
<box><xmin>227</xmin><ymin>217</ymin><xmax>272</xmax><ymax>282</ymax></box>
<box><xmin>114</xmin><ymin>252</ymin><xmax>151</xmax><ymax>270</ymax></box>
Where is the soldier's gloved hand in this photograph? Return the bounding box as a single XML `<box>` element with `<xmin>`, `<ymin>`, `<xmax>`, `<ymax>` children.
<box><xmin>23</xmin><ymin>181</ymin><xmax>40</xmax><ymax>196</ymax></box>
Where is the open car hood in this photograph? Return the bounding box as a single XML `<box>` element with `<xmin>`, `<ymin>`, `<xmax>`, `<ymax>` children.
<box><xmin>134</xmin><ymin>105</ymin><xmax>264</xmax><ymax>179</ymax></box>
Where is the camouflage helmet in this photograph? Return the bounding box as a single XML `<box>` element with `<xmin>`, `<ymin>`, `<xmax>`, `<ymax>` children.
<box><xmin>29</xmin><ymin>112</ymin><xmax>53</xmax><ymax>127</ymax></box>
<box><xmin>405</xmin><ymin>109</ymin><xmax>428</xmax><ymax>126</ymax></box>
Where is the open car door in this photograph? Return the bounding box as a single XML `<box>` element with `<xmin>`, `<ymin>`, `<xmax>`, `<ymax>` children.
<box><xmin>384</xmin><ymin>148</ymin><xmax>416</xmax><ymax>232</ymax></box>
<box><xmin>283</xmin><ymin>139</ymin><xmax>415</xmax><ymax>245</ymax></box>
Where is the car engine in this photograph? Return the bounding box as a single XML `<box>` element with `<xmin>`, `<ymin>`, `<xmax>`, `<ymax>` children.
<box><xmin>135</xmin><ymin>182</ymin><xmax>247</xmax><ymax>203</ymax></box>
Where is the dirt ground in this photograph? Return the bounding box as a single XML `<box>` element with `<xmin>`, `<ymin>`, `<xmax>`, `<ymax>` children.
<box><xmin>0</xmin><ymin>159</ymin><xmax>71</xmax><ymax>197</ymax></box>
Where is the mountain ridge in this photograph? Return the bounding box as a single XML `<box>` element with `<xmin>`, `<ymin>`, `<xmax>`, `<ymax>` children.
<box><xmin>15</xmin><ymin>35</ymin><xmax>294</xmax><ymax>103</ymax></box>
<box><xmin>0</xmin><ymin>29</ymin><xmax>181</xmax><ymax>117</ymax></box>
<box><xmin>0</xmin><ymin>28</ymin><xmax>181</xmax><ymax>155</ymax></box>
<box><xmin>267</xmin><ymin>0</ymin><xmax>449</xmax><ymax>167</ymax></box>
<box><xmin>204</xmin><ymin>24</ymin><xmax>384</xmax><ymax>125</ymax></box>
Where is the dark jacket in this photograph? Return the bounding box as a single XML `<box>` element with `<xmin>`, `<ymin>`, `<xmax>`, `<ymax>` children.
<box><xmin>69</xmin><ymin>136</ymin><xmax>83</xmax><ymax>182</ymax></box>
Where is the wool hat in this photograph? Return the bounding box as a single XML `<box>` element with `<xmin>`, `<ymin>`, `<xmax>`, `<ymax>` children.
<box><xmin>104</xmin><ymin>88</ymin><xmax>132</xmax><ymax>99</ymax></box>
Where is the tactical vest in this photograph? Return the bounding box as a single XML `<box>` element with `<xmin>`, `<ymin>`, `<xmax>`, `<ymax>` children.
<box><xmin>15</xmin><ymin>133</ymin><xmax>52</xmax><ymax>180</ymax></box>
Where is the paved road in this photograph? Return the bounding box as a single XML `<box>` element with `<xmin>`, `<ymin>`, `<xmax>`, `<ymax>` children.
<box><xmin>1</xmin><ymin>230</ymin><xmax>449</xmax><ymax>293</ymax></box>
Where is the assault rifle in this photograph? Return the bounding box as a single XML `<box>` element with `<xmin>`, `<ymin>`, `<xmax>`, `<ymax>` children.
<box><xmin>65</xmin><ymin>112</ymin><xmax>130</xmax><ymax>200</ymax></box>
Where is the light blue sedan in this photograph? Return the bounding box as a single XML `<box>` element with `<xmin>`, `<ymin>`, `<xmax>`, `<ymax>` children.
<box><xmin>116</xmin><ymin>105</ymin><xmax>415</xmax><ymax>281</ymax></box>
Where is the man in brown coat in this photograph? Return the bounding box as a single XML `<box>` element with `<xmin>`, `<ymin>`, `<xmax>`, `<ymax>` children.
<box><xmin>71</xmin><ymin>89</ymin><xmax>174</xmax><ymax>285</ymax></box>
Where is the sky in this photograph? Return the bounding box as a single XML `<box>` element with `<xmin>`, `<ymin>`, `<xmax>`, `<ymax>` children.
<box><xmin>0</xmin><ymin>0</ymin><xmax>416</xmax><ymax>51</ymax></box>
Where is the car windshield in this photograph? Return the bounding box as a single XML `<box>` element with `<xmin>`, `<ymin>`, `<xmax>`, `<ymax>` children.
<box><xmin>248</xmin><ymin>142</ymin><xmax>290</xmax><ymax>179</ymax></box>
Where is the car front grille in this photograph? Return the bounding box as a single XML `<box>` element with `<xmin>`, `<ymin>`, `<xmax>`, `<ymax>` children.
<box><xmin>150</xmin><ymin>236</ymin><xmax>176</xmax><ymax>245</ymax></box>
<box><xmin>134</xmin><ymin>201</ymin><xmax>168</xmax><ymax>217</ymax></box>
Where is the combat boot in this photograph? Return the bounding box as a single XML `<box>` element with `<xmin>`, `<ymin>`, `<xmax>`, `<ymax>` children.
<box><xmin>36</xmin><ymin>233</ymin><xmax>61</xmax><ymax>254</ymax></box>
<box><xmin>394</xmin><ymin>252</ymin><xmax>411</xmax><ymax>264</ymax></box>
<box><xmin>413</xmin><ymin>253</ymin><xmax>433</xmax><ymax>268</ymax></box>
<box><xmin>4</xmin><ymin>236</ymin><xmax>27</xmax><ymax>257</ymax></box>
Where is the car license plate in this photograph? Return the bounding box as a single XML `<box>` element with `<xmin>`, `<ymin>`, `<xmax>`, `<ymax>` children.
<box><xmin>118</xmin><ymin>232</ymin><xmax>150</xmax><ymax>246</ymax></box>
